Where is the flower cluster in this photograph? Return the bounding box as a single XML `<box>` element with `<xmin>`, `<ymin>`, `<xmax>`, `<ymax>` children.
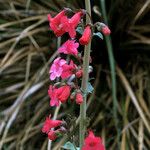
<box><xmin>42</xmin><ymin>9</ymin><xmax>91</xmax><ymax>141</ymax></box>
<box><xmin>47</xmin><ymin>9</ymin><xmax>92</xmax><ymax>109</ymax></box>
<box><xmin>42</xmin><ymin>8</ymin><xmax>109</xmax><ymax>149</ymax></box>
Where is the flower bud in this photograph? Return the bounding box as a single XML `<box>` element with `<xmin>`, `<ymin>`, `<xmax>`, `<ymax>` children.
<box><xmin>79</xmin><ymin>26</ymin><xmax>91</xmax><ymax>45</ymax></box>
<box><xmin>76</xmin><ymin>92</ymin><xmax>83</xmax><ymax>104</ymax></box>
<box><xmin>101</xmin><ymin>25</ymin><xmax>111</xmax><ymax>35</ymax></box>
<box><xmin>48</xmin><ymin>130</ymin><xmax>57</xmax><ymax>141</ymax></box>
<box><xmin>76</xmin><ymin>69</ymin><xmax>83</xmax><ymax>78</ymax></box>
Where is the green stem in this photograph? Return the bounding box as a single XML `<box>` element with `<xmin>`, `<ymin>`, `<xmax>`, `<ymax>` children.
<box><xmin>48</xmin><ymin>37</ymin><xmax>61</xmax><ymax>150</ymax></box>
<box><xmin>100</xmin><ymin>0</ymin><xmax>120</xmax><ymax>147</ymax></box>
<box><xmin>79</xmin><ymin>0</ymin><xmax>91</xmax><ymax>148</ymax></box>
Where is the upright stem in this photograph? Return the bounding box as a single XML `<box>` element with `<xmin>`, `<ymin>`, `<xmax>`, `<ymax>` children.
<box><xmin>79</xmin><ymin>0</ymin><xmax>91</xmax><ymax>148</ymax></box>
<box><xmin>100</xmin><ymin>0</ymin><xmax>120</xmax><ymax>147</ymax></box>
<box><xmin>47</xmin><ymin>37</ymin><xmax>61</xmax><ymax>150</ymax></box>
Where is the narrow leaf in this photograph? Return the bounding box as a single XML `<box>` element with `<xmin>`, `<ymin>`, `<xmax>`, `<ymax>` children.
<box><xmin>76</xmin><ymin>27</ymin><xmax>83</xmax><ymax>35</ymax></box>
<box><xmin>93</xmin><ymin>32</ymin><xmax>103</xmax><ymax>39</ymax></box>
<box><xmin>62</xmin><ymin>141</ymin><xmax>80</xmax><ymax>150</ymax></box>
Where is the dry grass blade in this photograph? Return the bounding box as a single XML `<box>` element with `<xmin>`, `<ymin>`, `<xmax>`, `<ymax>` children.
<box><xmin>0</xmin><ymin>18</ymin><xmax>46</xmax><ymax>67</ymax></box>
<box><xmin>116</xmin><ymin>66</ymin><xmax>150</xmax><ymax>133</ymax></box>
<box><xmin>131</xmin><ymin>0</ymin><xmax>150</xmax><ymax>26</ymax></box>
<box><xmin>138</xmin><ymin>119</ymin><xmax>144</xmax><ymax>150</ymax></box>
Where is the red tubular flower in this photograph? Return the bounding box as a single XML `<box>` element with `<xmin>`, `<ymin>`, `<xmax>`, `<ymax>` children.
<box><xmin>48</xmin><ymin>130</ymin><xmax>57</xmax><ymax>141</ymax></box>
<box><xmin>42</xmin><ymin>116</ymin><xmax>62</xmax><ymax>134</ymax></box>
<box><xmin>56</xmin><ymin>85</ymin><xmax>71</xmax><ymax>103</ymax></box>
<box><xmin>101</xmin><ymin>25</ymin><xmax>111</xmax><ymax>36</ymax></box>
<box><xmin>79</xmin><ymin>26</ymin><xmax>91</xmax><ymax>45</ymax></box>
<box><xmin>48</xmin><ymin>85</ymin><xmax>60</xmax><ymax>106</ymax></box>
<box><xmin>47</xmin><ymin>10</ymin><xmax>67</xmax><ymax>37</ymax></box>
<box><xmin>48</xmin><ymin>85</ymin><xmax>71</xmax><ymax>106</ymax></box>
<box><xmin>63</xmin><ymin>11</ymin><xmax>84</xmax><ymax>38</ymax></box>
<box><xmin>47</xmin><ymin>10</ymin><xmax>84</xmax><ymax>38</ymax></box>
<box><xmin>69</xmin><ymin>11</ymin><xmax>83</xmax><ymax>27</ymax></box>
<box><xmin>82</xmin><ymin>131</ymin><xmax>105</xmax><ymax>150</ymax></box>
<box><xmin>76</xmin><ymin>92</ymin><xmax>83</xmax><ymax>104</ymax></box>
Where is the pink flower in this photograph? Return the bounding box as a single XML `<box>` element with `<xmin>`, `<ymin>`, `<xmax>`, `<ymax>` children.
<box><xmin>79</xmin><ymin>26</ymin><xmax>91</xmax><ymax>45</ymax></box>
<box><xmin>48</xmin><ymin>130</ymin><xmax>57</xmax><ymax>141</ymax></box>
<box><xmin>61</xmin><ymin>60</ymin><xmax>77</xmax><ymax>79</ymax></box>
<box><xmin>76</xmin><ymin>92</ymin><xmax>83</xmax><ymax>104</ymax></box>
<box><xmin>56</xmin><ymin>85</ymin><xmax>71</xmax><ymax>103</ymax></box>
<box><xmin>58</xmin><ymin>40</ymin><xmax>79</xmax><ymax>56</ymax></box>
<box><xmin>42</xmin><ymin>116</ymin><xmax>62</xmax><ymax>134</ymax></box>
<box><xmin>49</xmin><ymin>57</ymin><xmax>66</xmax><ymax>80</ymax></box>
<box><xmin>101</xmin><ymin>25</ymin><xmax>111</xmax><ymax>35</ymax></box>
<box><xmin>82</xmin><ymin>131</ymin><xmax>105</xmax><ymax>150</ymax></box>
<box><xmin>47</xmin><ymin>10</ymin><xmax>67</xmax><ymax>37</ymax></box>
<box><xmin>48</xmin><ymin>85</ymin><xmax>60</xmax><ymax>106</ymax></box>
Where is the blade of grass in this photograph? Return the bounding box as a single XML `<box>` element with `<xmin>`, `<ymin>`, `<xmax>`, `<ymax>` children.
<box><xmin>100</xmin><ymin>0</ymin><xmax>120</xmax><ymax>147</ymax></box>
<box><xmin>116</xmin><ymin>66</ymin><xmax>150</xmax><ymax>133</ymax></box>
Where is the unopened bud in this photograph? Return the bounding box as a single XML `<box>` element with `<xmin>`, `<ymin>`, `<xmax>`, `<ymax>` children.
<box><xmin>48</xmin><ymin>130</ymin><xmax>57</xmax><ymax>141</ymax></box>
<box><xmin>101</xmin><ymin>25</ymin><xmax>111</xmax><ymax>35</ymax></box>
<box><xmin>76</xmin><ymin>70</ymin><xmax>83</xmax><ymax>78</ymax></box>
<box><xmin>76</xmin><ymin>92</ymin><xmax>83</xmax><ymax>104</ymax></box>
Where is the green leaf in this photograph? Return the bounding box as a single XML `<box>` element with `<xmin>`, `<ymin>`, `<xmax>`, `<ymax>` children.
<box><xmin>87</xmin><ymin>82</ymin><xmax>94</xmax><ymax>93</ymax></box>
<box><xmin>93</xmin><ymin>32</ymin><xmax>103</xmax><ymax>39</ymax></box>
<box><xmin>62</xmin><ymin>141</ymin><xmax>80</xmax><ymax>150</ymax></box>
<box><xmin>76</xmin><ymin>27</ymin><xmax>83</xmax><ymax>35</ymax></box>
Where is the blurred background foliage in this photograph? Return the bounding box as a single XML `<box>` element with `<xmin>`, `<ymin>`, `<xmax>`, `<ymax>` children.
<box><xmin>0</xmin><ymin>0</ymin><xmax>150</xmax><ymax>149</ymax></box>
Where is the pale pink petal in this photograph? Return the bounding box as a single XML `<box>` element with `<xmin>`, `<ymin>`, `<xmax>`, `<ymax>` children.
<box><xmin>49</xmin><ymin>57</ymin><xmax>66</xmax><ymax>80</ymax></box>
<box><xmin>54</xmin><ymin>57</ymin><xmax>60</xmax><ymax>63</ymax></box>
<box><xmin>49</xmin><ymin>64</ymin><xmax>56</xmax><ymax>73</ymax></box>
<box><xmin>58</xmin><ymin>46</ymin><xmax>66</xmax><ymax>53</ymax></box>
<box><xmin>74</xmin><ymin>42</ymin><xmax>79</xmax><ymax>48</ymax></box>
<box><xmin>50</xmin><ymin>73</ymin><xmax>56</xmax><ymax>80</ymax></box>
<box><xmin>59</xmin><ymin>59</ymin><xmax>66</xmax><ymax>66</ymax></box>
<box><xmin>56</xmin><ymin>69</ymin><xmax>63</xmax><ymax>77</ymax></box>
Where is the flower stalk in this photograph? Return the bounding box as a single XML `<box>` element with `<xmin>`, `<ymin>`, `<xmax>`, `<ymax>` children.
<box><xmin>44</xmin><ymin>3</ymin><xmax>107</xmax><ymax>149</ymax></box>
<box><xmin>79</xmin><ymin>0</ymin><xmax>91</xmax><ymax>148</ymax></box>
